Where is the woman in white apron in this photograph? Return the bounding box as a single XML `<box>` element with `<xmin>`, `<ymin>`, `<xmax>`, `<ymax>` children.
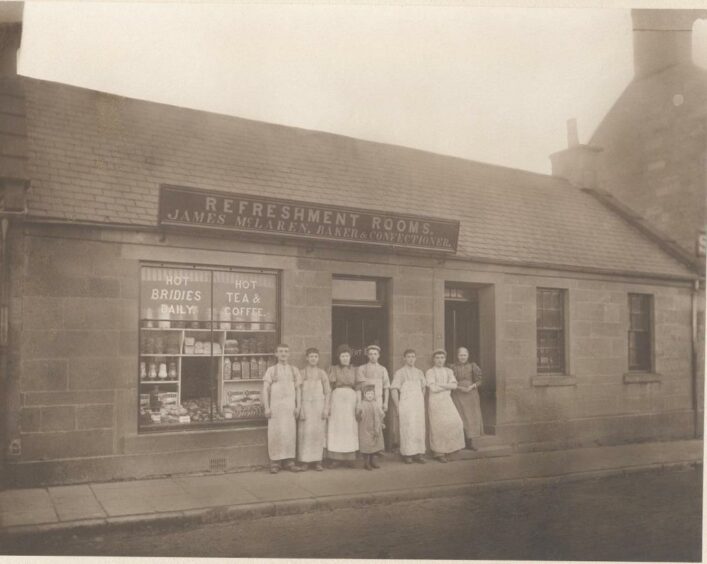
<box><xmin>425</xmin><ymin>348</ymin><xmax>465</xmax><ymax>462</ymax></box>
<box><xmin>391</xmin><ymin>349</ymin><xmax>427</xmax><ymax>464</ymax></box>
<box><xmin>297</xmin><ymin>347</ymin><xmax>331</xmax><ymax>471</ymax></box>
<box><xmin>326</xmin><ymin>344</ymin><xmax>360</xmax><ymax>468</ymax></box>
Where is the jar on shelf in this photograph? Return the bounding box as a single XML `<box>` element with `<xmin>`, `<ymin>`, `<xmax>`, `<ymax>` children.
<box><xmin>140</xmin><ymin>361</ymin><xmax>147</xmax><ymax>380</ymax></box>
<box><xmin>168</xmin><ymin>361</ymin><xmax>178</xmax><ymax>380</ymax></box>
<box><xmin>250</xmin><ymin>357</ymin><xmax>259</xmax><ymax>379</ymax></box>
<box><xmin>224</xmin><ymin>357</ymin><xmax>232</xmax><ymax>380</ymax></box>
<box><xmin>190</xmin><ymin>307</ymin><xmax>201</xmax><ymax>329</ymax></box>
<box><xmin>148</xmin><ymin>362</ymin><xmax>158</xmax><ymax>380</ymax></box>
<box><xmin>233</xmin><ymin>359</ymin><xmax>242</xmax><ymax>379</ymax></box>
<box><xmin>242</xmin><ymin>358</ymin><xmax>251</xmax><ymax>379</ymax></box>
<box><xmin>158</xmin><ymin>362</ymin><xmax>168</xmax><ymax>380</ymax></box>
<box><xmin>157</xmin><ymin>306</ymin><xmax>171</xmax><ymax>329</ymax></box>
<box><xmin>220</xmin><ymin>306</ymin><xmax>231</xmax><ymax>330</ymax></box>
<box><xmin>257</xmin><ymin>357</ymin><xmax>267</xmax><ymax>377</ymax></box>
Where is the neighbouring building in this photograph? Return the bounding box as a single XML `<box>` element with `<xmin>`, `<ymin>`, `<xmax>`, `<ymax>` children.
<box><xmin>0</xmin><ymin>7</ymin><xmax>703</xmax><ymax>487</ymax></box>
<box><xmin>588</xmin><ymin>9</ymin><xmax>707</xmax><ymax>435</ymax></box>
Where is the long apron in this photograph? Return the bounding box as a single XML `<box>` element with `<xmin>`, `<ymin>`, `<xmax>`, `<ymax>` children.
<box><xmin>327</xmin><ymin>387</ymin><xmax>359</xmax><ymax>455</ymax></box>
<box><xmin>428</xmin><ymin>388</ymin><xmax>465</xmax><ymax>455</ymax></box>
<box><xmin>268</xmin><ymin>372</ymin><xmax>297</xmax><ymax>461</ymax></box>
<box><xmin>452</xmin><ymin>387</ymin><xmax>484</xmax><ymax>438</ymax></box>
<box><xmin>298</xmin><ymin>377</ymin><xmax>326</xmax><ymax>462</ymax></box>
<box><xmin>399</xmin><ymin>379</ymin><xmax>426</xmax><ymax>456</ymax></box>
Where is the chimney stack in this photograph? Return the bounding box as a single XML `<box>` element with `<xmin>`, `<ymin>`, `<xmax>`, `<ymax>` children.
<box><xmin>632</xmin><ymin>9</ymin><xmax>707</xmax><ymax>79</ymax></box>
<box><xmin>550</xmin><ymin>119</ymin><xmax>603</xmax><ymax>190</ymax></box>
<box><xmin>0</xmin><ymin>1</ymin><xmax>29</xmax><ymax>213</ymax></box>
<box><xmin>0</xmin><ymin>2</ymin><xmax>23</xmax><ymax>76</ymax></box>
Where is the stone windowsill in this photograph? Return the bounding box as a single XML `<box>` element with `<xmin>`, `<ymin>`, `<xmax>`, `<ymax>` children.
<box><xmin>623</xmin><ymin>372</ymin><xmax>662</xmax><ymax>384</ymax></box>
<box><xmin>531</xmin><ymin>374</ymin><xmax>577</xmax><ymax>387</ymax></box>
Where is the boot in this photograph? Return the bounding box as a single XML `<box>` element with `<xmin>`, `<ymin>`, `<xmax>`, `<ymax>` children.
<box><xmin>370</xmin><ymin>453</ymin><xmax>381</xmax><ymax>469</ymax></box>
<box><xmin>364</xmin><ymin>454</ymin><xmax>372</xmax><ymax>471</ymax></box>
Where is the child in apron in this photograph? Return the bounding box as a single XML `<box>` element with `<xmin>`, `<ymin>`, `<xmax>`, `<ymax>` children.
<box><xmin>358</xmin><ymin>384</ymin><xmax>385</xmax><ymax>470</ymax></box>
<box><xmin>297</xmin><ymin>347</ymin><xmax>331</xmax><ymax>471</ymax></box>
<box><xmin>425</xmin><ymin>348</ymin><xmax>465</xmax><ymax>462</ymax></box>
<box><xmin>391</xmin><ymin>348</ymin><xmax>427</xmax><ymax>464</ymax></box>
<box><xmin>262</xmin><ymin>344</ymin><xmax>303</xmax><ymax>474</ymax></box>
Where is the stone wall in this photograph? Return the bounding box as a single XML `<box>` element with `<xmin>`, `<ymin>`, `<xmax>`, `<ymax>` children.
<box><xmin>5</xmin><ymin>226</ymin><xmax>698</xmax><ymax>485</ymax></box>
<box><xmin>496</xmin><ymin>273</ymin><xmax>695</xmax><ymax>447</ymax></box>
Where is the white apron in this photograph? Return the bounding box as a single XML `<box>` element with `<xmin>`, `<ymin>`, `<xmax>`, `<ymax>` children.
<box><xmin>398</xmin><ymin>377</ymin><xmax>426</xmax><ymax>456</ymax></box>
<box><xmin>298</xmin><ymin>373</ymin><xmax>327</xmax><ymax>462</ymax></box>
<box><xmin>426</xmin><ymin>367</ymin><xmax>465</xmax><ymax>455</ymax></box>
<box><xmin>327</xmin><ymin>387</ymin><xmax>359</xmax><ymax>454</ymax></box>
<box><xmin>266</xmin><ymin>365</ymin><xmax>297</xmax><ymax>461</ymax></box>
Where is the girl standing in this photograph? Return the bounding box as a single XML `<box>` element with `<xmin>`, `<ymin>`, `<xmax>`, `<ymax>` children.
<box><xmin>326</xmin><ymin>344</ymin><xmax>360</xmax><ymax>468</ymax></box>
<box><xmin>450</xmin><ymin>346</ymin><xmax>484</xmax><ymax>449</ymax></box>
<box><xmin>391</xmin><ymin>349</ymin><xmax>427</xmax><ymax>464</ymax></box>
<box><xmin>358</xmin><ymin>384</ymin><xmax>385</xmax><ymax>470</ymax></box>
<box><xmin>425</xmin><ymin>349</ymin><xmax>465</xmax><ymax>463</ymax></box>
<box><xmin>262</xmin><ymin>344</ymin><xmax>303</xmax><ymax>474</ymax></box>
<box><xmin>297</xmin><ymin>347</ymin><xmax>331</xmax><ymax>471</ymax></box>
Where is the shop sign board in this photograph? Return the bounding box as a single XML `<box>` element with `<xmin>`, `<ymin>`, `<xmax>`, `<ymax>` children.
<box><xmin>159</xmin><ymin>185</ymin><xmax>460</xmax><ymax>253</ymax></box>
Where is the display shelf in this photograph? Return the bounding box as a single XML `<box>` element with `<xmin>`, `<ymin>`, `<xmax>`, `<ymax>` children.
<box><xmin>223</xmin><ymin>353</ymin><xmax>274</xmax><ymax>357</ymax></box>
<box><xmin>140</xmin><ymin>323</ymin><xmax>272</xmax><ymax>428</ymax></box>
<box><xmin>223</xmin><ymin>378</ymin><xmax>264</xmax><ymax>383</ymax></box>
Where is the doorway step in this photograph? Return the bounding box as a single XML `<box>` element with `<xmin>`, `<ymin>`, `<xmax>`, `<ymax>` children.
<box><xmin>452</xmin><ymin>435</ymin><xmax>512</xmax><ymax>460</ymax></box>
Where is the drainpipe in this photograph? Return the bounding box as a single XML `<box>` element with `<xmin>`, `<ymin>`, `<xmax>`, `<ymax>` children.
<box><xmin>690</xmin><ymin>278</ymin><xmax>703</xmax><ymax>439</ymax></box>
<box><xmin>0</xmin><ymin>216</ymin><xmax>9</xmax><ymax>487</ymax></box>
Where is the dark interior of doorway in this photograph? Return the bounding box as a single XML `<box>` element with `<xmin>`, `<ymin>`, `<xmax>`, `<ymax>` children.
<box><xmin>445</xmin><ymin>286</ymin><xmax>495</xmax><ymax>434</ymax></box>
<box><xmin>332</xmin><ymin>306</ymin><xmax>388</xmax><ymax>369</ymax></box>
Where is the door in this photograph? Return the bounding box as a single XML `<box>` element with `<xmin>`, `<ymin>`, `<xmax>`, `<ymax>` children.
<box><xmin>332</xmin><ymin>306</ymin><xmax>387</xmax><ymax>368</ymax></box>
<box><xmin>444</xmin><ymin>300</ymin><xmax>480</xmax><ymax>362</ymax></box>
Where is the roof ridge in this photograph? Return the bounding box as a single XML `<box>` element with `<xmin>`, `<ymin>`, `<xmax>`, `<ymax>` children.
<box><xmin>17</xmin><ymin>74</ymin><xmax>569</xmax><ymax>186</ymax></box>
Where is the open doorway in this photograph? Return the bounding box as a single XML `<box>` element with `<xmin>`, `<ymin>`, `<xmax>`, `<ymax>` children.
<box><xmin>331</xmin><ymin>276</ymin><xmax>388</xmax><ymax>368</ymax></box>
<box><xmin>445</xmin><ymin>284</ymin><xmax>496</xmax><ymax>434</ymax></box>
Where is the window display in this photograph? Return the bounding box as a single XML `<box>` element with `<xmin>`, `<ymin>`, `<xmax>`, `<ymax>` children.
<box><xmin>138</xmin><ymin>265</ymin><xmax>279</xmax><ymax>431</ymax></box>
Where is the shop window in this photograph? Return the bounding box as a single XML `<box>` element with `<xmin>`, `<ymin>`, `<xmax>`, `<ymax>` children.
<box><xmin>139</xmin><ymin>265</ymin><xmax>279</xmax><ymax>431</ymax></box>
<box><xmin>628</xmin><ymin>293</ymin><xmax>653</xmax><ymax>372</ymax></box>
<box><xmin>536</xmin><ymin>288</ymin><xmax>566</xmax><ymax>374</ymax></box>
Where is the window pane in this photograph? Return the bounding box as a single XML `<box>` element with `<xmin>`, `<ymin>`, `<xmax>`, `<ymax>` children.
<box><xmin>628</xmin><ymin>294</ymin><xmax>652</xmax><ymax>371</ymax></box>
<box><xmin>537</xmin><ymin>288</ymin><xmax>565</xmax><ymax>373</ymax></box>
<box><xmin>139</xmin><ymin>266</ymin><xmax>278</xmax><ymax>432</ymax></box>
<box><xmin>333</xmin><ymin>278</ymin><xmax>378</xmax><ymax>302</ymax></box>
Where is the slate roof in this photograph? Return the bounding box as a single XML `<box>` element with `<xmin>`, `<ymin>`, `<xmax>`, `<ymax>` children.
<box><xmin>20</xmin><ymin>76</ymin><xmax>695</xmax><ymax>279</ymax></box>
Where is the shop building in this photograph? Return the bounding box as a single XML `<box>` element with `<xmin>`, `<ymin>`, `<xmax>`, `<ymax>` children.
<box><xmin>0</xmin><ymin>10</ymin><xmax>703</xmax><ymax>487</ymax></box>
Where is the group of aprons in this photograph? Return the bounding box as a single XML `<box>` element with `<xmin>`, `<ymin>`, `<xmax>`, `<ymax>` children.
<box><xmin>267</xmin><ymin>361</ymin><xmax>482</xmax><ymax>461</ymax></box>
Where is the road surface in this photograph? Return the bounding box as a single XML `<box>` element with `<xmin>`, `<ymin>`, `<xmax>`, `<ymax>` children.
<box><xmin>4</xmin><ymin>465</ymin><xmax>702</xmax><ymax>561</ymax></box>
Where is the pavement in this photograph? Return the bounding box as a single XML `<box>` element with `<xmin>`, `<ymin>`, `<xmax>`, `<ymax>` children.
<box><xmin>0</xmin><ymin>439</ymin><xmax>702</xmax><ymax>540</ymax></box>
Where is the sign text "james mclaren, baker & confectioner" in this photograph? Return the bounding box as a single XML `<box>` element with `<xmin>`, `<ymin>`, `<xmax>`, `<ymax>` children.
<box><xmin>159</xmin><ymin>185</ymin><xmax>460</xmax><ymax>253</ymax></box>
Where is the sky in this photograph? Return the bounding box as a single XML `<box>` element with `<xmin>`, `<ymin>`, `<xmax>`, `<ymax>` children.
<box><xmin>15</xmin><ymin>2</ymin><xmax>707</xmax><ymax>175</ymax></box>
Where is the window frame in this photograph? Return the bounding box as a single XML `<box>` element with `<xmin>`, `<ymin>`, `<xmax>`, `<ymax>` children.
<box><xmin>627</xmin><ymin>293</ymin><xmax>654</xmax><ymax>373</ymax></box>
<box><xmin>536</xmin><ymin>287</ymin><xmax>567</xmax><ymax>375</ymax></box>
<box><xmin>137</xmin><ymin>261</ymin><xmax>281</xmax><ymax>434</ymax></box>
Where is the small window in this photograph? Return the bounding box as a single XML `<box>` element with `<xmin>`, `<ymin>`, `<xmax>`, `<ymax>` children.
<box><xmin>332</xmin><ymin>277</ymin><xmax>382</xmax><ymax>305</ymax></box>
<box><xmin>537</xmin><ymin>288</ymin><xmax>566</xmax><ymax>373</ymax></box>
<box><xmin>628</xmin><ymin>294</ymin><xmax>653</xmax><ymax>372</ymax></box>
